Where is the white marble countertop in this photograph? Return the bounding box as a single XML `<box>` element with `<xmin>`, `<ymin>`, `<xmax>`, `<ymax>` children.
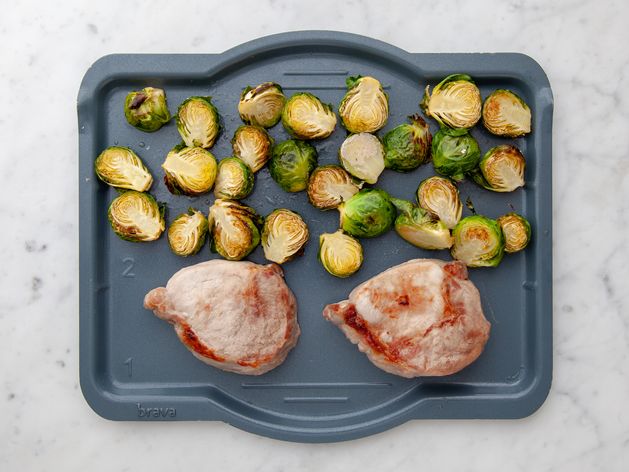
<box><xmin>2</xmin><ymin>0</ymin><xmax>628</xmax><ymax>470</ymax></box>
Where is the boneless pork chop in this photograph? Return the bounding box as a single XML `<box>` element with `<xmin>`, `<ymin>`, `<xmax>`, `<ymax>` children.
<box><xmin>323</xmin><ymin>259</ymin><xmax>490</xmax><ymax>377</ymax></box>
<box><xmin>144</xmin><ymin>260</ymin><xmax>299</xmax><ymax>375</ymax></box>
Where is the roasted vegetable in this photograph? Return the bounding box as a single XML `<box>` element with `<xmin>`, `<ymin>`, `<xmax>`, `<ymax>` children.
<box><xmin>282</xmin><ymin>93</ymin><xmax>336</xmax><ymax>139</ymax></box>
<box><xmin>176</xmin><ymin>96</ymin><xmax>220</xmax><ymax>148</ymax></box>
<box><xmin>231</xmin><ymin>125</ymin><xmax>272</xmax><ymax>172</ymax></box>
<box><xmin>108</xmin><ymin>191</ymin><xmax>165</xmax><ymax>242</ymax></box>
<box><xmin>338</xmin><ymin>133</ymin><xmax>385</xmax><ymax>184</ymax></box>
<box><xmin>318</xmin><ymin>230</ymin><xmax>363</xmax><ymax>278</ymax></box>
<box><xmin>269</xmin><ymin>139</ymin><xmax>317</xmax><ymax>192</ymax></box>
<box><xmin>167</xmin><ymin>208</ymin><xmax>208</xmax><ymax>256</ymax></box>
<box><xmin>470</xmin><ymin>145</ymin><xmax>526</xmax><ymax>192</ymax></box>
<box><xmin>162</xmin><ymin>145</ymin><xmax>218</xmax><ymax>196</ymax></box>
<box><xmin>497</xmin><ymin>213</ymin><xmax>531</xmax><ymax>253</ymax></box>
<box><xmin>416</xmin><ymin>176</ymin><xmax>462</xmax><ymax>229</ymax></box>
<box><xmin>208</xmin><ymin>199</ymin><xmax>262</xmax><ymax>261</ymax></box>
<box><xmin>421</xmin><ymin>74</ymin><xmax>481</xmax><ymax>129</ymax></box>
<box><xmin>238</xmin><ymin>82</ymin><xmax>285</xmax><ymax>128</ymax></box>
<box><xmin>124</xmin><ymin>87</ymin><xmax>170</xmax><ymax>132</ymax></box>
<box><xmin>338</xmin><ymin>188</ymin><xmax>396</xmax><ymax>238</ymax></box>
<box><xmin>383</xmin><ymin>115</ymin><xmax>432</xmax><ymax>171</ymax></box>
<box><xmin>94</xmin><ymin>146</ymin><xmax>153</xmax><ymax>192</ymax></box>
<box><xmin>482</xmin><ymin>89</ymin><xmax>531</xmax><ymax>137</ymax></box>
<box><xmin>261</xmin><ymin>209</ymin><xmax>309</xmax><ymax>264</ymax></box>
<box><xmin>338</xmin><ymin>75</ymin><xmax>388</xmax><ymax>133</ymax></box>
<box><xmin>432</xmin><ymin>127</ymin><xmax>481</xmax><ymax>181</ymax></box>
<box><xmin>214</xmin><ymin>157</ymin><xmax>254</xmax><ymax>200</ymax></box>
<box><xmin>307</xmin><ymin>165</ymin><xmax>360</xmax><ymax>210</ymax></box>
<box><xmin>391</xmin><ymin>198</ymin><xmax>453</xmax><ymax>250</ymax></box>
<box><xmin>451</xmin><ymin>215</ymin><xmax>505</xmax><ymax>267</ymax></box>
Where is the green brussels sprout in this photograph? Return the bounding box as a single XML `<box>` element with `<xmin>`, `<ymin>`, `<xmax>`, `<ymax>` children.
<box><xmin>307</xmin><ymin>165</ymin><xmax>361</xmax><ymax>210</ymax></box>
<box><xmin>451</xmin><ymin>215</ymin><xmax>505</xmax><ymax>267</ymax></box>
<box><xmin>497</xmin><ymin>213</ymin><xmax>531</xmax><ymax>253</ymax></box>
<box><xmin>231</xmin><ymin>125</ymin><xmax>273</xmax><ymax>172</ymax></box>
<box><xmin>167</xmin><ymin>208</ymin><xmax>208</xmax><ymax>257</ymax></box>
<box><xmin>420</xmin><ymin>74</ymin><xmax>481</xmax><ymax>129</ymax></box>
<box><xmin>108</xmin><ymin>191</ymin><xmax>165</xmax><ymax>242</ymax></box>
<box><xmin>269</xmin><ymin>139</ymin><xmax>318</xmax><ymax>192</ymax></box>
<box><xmin>338</xmin><ymin>188</ymin><xmax>396</xmax><ymax>238</ymax></box>
<box><xmin>470</xmin><ymin>145</ymin><xmax>526</xmax><ymax>192</ymax></box>
<box><xmin>262</xmin><ymin>209</ymin><xmax>309</xmax><ymax>264</ymax></box>
<box><xmin>124</xmin><ymin>87</ymin><xmax>170</xmax><ymax>132</ymax></box>
<box><xmin>383</xmin><ymin>114</ymin><xmax>432</xmax><ymax>171</ymax></box>
<box><xmin>416</xmin><ymin>176</ymin><xmax>462</xmax><ymax>229</ymax></box>
<box><xmin>238</xmin><ymin>82</ymin><xmax>285</xmax><ymax>128</ymax></box>
<box><xmin>162</xmin><ymin>145</ymin><xmax>218</xmax><ymax>196</ymax></box>
<box><xmin>214</xmin><ymin>157</ymin><xmax>254</xmax><ymax>200</ymax></box>
<box><xmin>338</xmin><ymin>132</ymin><xmax>385</xmax><ymax>184</ymax></box>
<box><xmin>338</xmin><ymin>76</ymin><xmax>388</xmax><ymax>133</ymax></box>
<box><xmin>482</xmin><ymin>89</ymin><xmax>531</xmax><ymax>137</ymax></box>
<box><xmin>391</xmin><ymin>198</ymin><xmax>453</xmax><ymax>250</ymax></box>
<box><xmin>208</xmin><ymin>199</ymin><xmax>262</xmax><ymax>261</ymax></box>
<box><xmin>318</xmin><ymin>230</ymin><xmax>363</xmax><ymax>278</ymax></box>
<box><xmin>431</xmin><ymin>127</ymin><xmax>481</xmax><ymax>181</ymax></box>
<box><xmin>282</xmin><ymin>93</ymin><xmax>336</xmax><ymax>140</ymax></box>
<box><xmin>176</xmin><ymin>96</ymin><xmax>220</xmax><ymax>148</ymax></box>
<box><xmin>94</xmin><ymin>146</ymin><xmax>153</xmax><ymax>192</ymax></box>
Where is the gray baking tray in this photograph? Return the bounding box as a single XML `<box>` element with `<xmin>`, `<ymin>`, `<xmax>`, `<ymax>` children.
<box><xmin>78</xmin><ymin>31</ymin><xmax>553</xmax><ymax>443</ymax></box>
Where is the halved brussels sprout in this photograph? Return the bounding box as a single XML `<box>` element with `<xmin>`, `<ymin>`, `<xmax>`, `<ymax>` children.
<box><xmin>94</xmin><ymin>146</ymin><xmax>153</xmax><ymax>192</ymax></box>
<box><xmin>269</xmin><ymin>139</ymin><xmax>318</xmax><ymax>192</ymax></box>
<box><xmin>231</xmin><ymin>125</ymin><xmax>272</xmax><ymax>172</ymax></box>
<box><xmin>339</xmin><ymin>133</ymin><xmax>385</xmax><ymax>184</ymax></box>
<box><xmin>319</xmin><ymin>230</ymin><xmax>363</xmax><ymax>278</ymax></box>
<box><xmin>238</xmin><ymin>82</ymin><xmax>285</xmax><ymax>128</ymax></box>
<box><xmin>262</xmin><ymin>209</ymin><xmax>309</xmax><ymax>264</ymax></box>
<box><xmin>451</xmin><ymin>215</ymin><xmax>505</xmax><ymax>267</ymax></box>
<box><xmin>416</xmin><ymin>176</ymin><xmax>462</xmax><ymax>229</ymax></box>
<box><xmin>108</xmin><ymin>191</ymin><xmax>165</xmax><ymax>242</ymax></box>
<box><xmin>338</xmin><ymin>76</ymin><xmax>388</xmax><ymax>133</ymax></box>
<box><xmin>470</xmin><ymin>145</ymin><xmax>526</xmax><ymax>192</ymax></box>
<box><xmin>282</xmin><ymin>93</ymin><xmax>336</xmax><ymax>140</ymax></box>
<box><xmin>338</xmin><ymin>188</ymin><xmax>396</xmax><ymax>238</ymax></box>
<box><xmin>176</xmin><ymin>96</ymin><xmax>220</xmax><ymax>148</ymax></box>
<box><xmin>432</xmin><ymin>127</ymin><xmax>481</xmax><ymax>181</ymax></box>
<box><xmin>420</xmin><ymin>74</ymin><xmax>481</xmax><ymax>129</ymax></box>
<box><xmin>307</xmin><ymin>165</ymin><xmax>360</xmax><ymax>210</ymax></box>
<box><xmin>482</xmin><ymin>89</ymin><xmax>531</xmax><ymax>137</ymax></box>
<box><xmin>214</xmin><ymin>157</ymin><xmax>254</xmax><ymax>200</ymax></box>
<box><xmin>124</xmin><ymin>87</ymin><xmax>170</xmax><ymax>132</ymax></box>
<box><xmin>208</xmin><ymin>199</ymin><xmax>262</xmax><ymax>261</ymax></box>
<box><xmin>167</xmin><ymin>208</ymin><xmax>208</xmax><ymax>257</ymax></box>
<box><xmin>383</xmin><ymin>114</ymin><xmax>432</xmax><ymax>172</ymax></box>
<box><xmin>391</xmin><ymin>198</ymin><xmax>453</xmax><ymax>250</ymax></box>
<box><xmin>497</xmin><ymin>213</ymin><xmax>531</xmax><ymax>253</ymax></box>
<box><xmin>162</xmin><ymin>145</ymin><xmax>218</xmax><ymax>196</ymax></box>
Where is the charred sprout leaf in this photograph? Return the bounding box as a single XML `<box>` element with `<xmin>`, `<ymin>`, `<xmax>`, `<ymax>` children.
<box><xmin>282</xmin><ymin>93</ymin><xmax>336</xmax><ymax>140</ymax></box>
<box><xmin>497</xmin><ymin>213</ymin><xmax>531</xmax><ymax>253</ymax></box>
<box><xmin>318</xmin><ymin>230</ymin><xmax>363</xmax><ymax>278</ymax></box>
<box><xmin>214</xmin><ymin>157</ymin><xmax>254</xmax><ymax>200</ymax></box>
<box><xmin>162</xmin><ymin>145</ymin><xmax>218</xmax><ymax>196</ymax></box>
<box><xmin>338</xmin><ymin>188</ymin><xmax>396</xmax><ymax>238</ymax></box>
<box><xmin>231</xmin><ymin>125</ymin><xmax>273</xmax><ymax>172</ymax></box>
<box><xmin>416</xmin><ymin>176</ymin><xmax>462</xmax><ymax>229</ymax></box>
<box><xmin>470</xmin><ymin>145</ymin><xmax>526</xmax><ymax>192</ymax></box>
<box><xmin>391</xmin><ymin>198</ymin><xmax>453</xmax><ymax>250</ymax></box>
<box><xmin>176</xmin><ymin>96</ymin><xmax>220</xmax><ymax>148</ymax></box>
<box><xmin>339</xmin><ymin>132</ymin><xmax>385</xmax><ymax>184</ymax></box>
<box><xmin>420</xmin><ymin>74</ymin><xmax>481</xmax><ymax>129</ymax></box>
<box><xmin>94</xmin><ymin>146</ymin><xmax>153</xmax><ymax>192</ymax></box>
<box><xmin>432</xmin><ymin>127</ymin><xmax>481</xmax><ymax>181</ymax></box>
<box><xmin>238</xmin><ymin>82</ymin><xmax>285</xmax><ymax>128</ymax></box>
<box><xmin>167</xmin><ymin>208</ymin><xmax>208</xmax><ymax>256</ymax></box>
<box><xmin>383</xmin><ymin>114</ymin><xmax>432</xmax><ymax>172</ymax></box>
<box><xmin>451</xmin><ymin>215</ymin><xmax>505</xmax><ymax>267</ymax></box>
<box><xmin>124</xmin><ymin>87</ymin><xmax>170</xmax><ymax>132</ymax></box>
<box><xmin>208</xmin><ymin>199</ymin><xmax>262</xmax><ymax>261</ymax></box>
<box><xmin>482</xmin><ymin>89</ymin><xmax>531</xmax><ymax>137</ymax></box>
<box><xmin>262</xmin><ymin>209</ymin><xmax>309</xmax><ymax>264</ymax></box>
<box><xmin>307</xmin><ymin>165</ymin><xmax>360</xmax><ymax>210</ymax></box>
<box><xmin>338</xmin><ymin>76</ymin><xmax>388</xmax><ymax>133</ymax></box>
<box><xmin>269</xmin><ymin>139</ymin><xmax>318</xmax><ymax>192</ymax></box>
<box><xmin>108</xmin><ymin>191</ymin><xmax>165</xmax><ymax>242</ymax></box>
